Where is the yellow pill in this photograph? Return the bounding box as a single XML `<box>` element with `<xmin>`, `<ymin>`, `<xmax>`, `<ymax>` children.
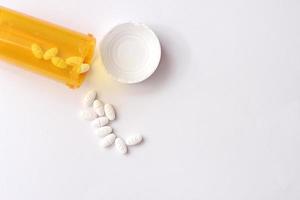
<box><xmin>31</xmin><ymin>43</ymin><xmax>43</xmax><ymax>59</ymax></box>
<box><xmin>43</xmin><ymin>47</ymin><xmax>58</xmax><ymax>60</ymax></box>
<box><xmin>66</xmin><ymin>56</ymin><xmax>83</xmax><ymax>67</ymax></box>
<box><xmin>79</xmin><ymin>63</ymin><xmax>90</xmax><ymax>74</ymax></box>
<box><xmin>51</xmin><ymin>57</ymin><xmax>67</xmax><ymax>69</ymax></box>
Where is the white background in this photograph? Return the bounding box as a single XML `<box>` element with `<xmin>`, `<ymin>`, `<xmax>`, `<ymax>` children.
<box><xmin>0</xmin><ymin>0</ymin><xmax>299</xmax><ymax>199</ymax></box>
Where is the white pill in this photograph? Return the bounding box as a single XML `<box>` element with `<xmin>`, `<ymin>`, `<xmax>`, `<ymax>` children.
<box><xmin>100</xmin><ymin>134</ymin><xmax>116</xmax><ymax>147</ymax></box>
<box><xmin>93</xmin><ymin>99</ymin><xmax>104</xmax><ymax>109</ymax></box>
<box><xmin>83</xmin><ymin>90</ymin><xmax>97</xmax><ymax>107</ymax></box>
<box><xmin>79</xmin><ymin>109</ymin><xmax>97</xmax><ymax>121</ymax></box>
<box><xmin>104</xmin><ymin>104</ymin><xmax>116</xmax><ymax>120</ymax></box>
<box><xmin>125</xmin><ymin>134</ymin><xmax>143</xmax><ymax>146</ymax></box>
<box><xmin>115</xmin><ymin>138</ymin><xmax>127</xmax><ymax>154</ymax></box>
<box><xmin>91</xmin><ymin>117</ymin><xmax>109</xmax><ymax>128</ymax></box>
<box><xmin>95</xmin><ymin>126</ymin><xmax>112</xmax><ymax>137</ymax></box>
<box><xmin>93</xmin><ymin>100</ymin><xmax>105</xmax><ymax>116</ymax></box>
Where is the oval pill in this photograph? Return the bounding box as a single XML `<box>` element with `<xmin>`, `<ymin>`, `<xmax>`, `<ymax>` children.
<box><xmin>66</xmin><ymin>56</ymin><xmax>83</xmax><ymax>67</ymax></box>
<box><xmin>115</xmin><ymin>138</ymin><xmax>127</xmax><ymax>154</ymax></box>
<box><xmin>95</xmin><ymin>126</ymin><xmax>112</xmax><ymax>137</ymax></box>
<box><xmin>83</xmin><ymin>90</ymin><xmax>97</xmax><ymax>107</ymax></box>
<box><xmin>80</xmin><ymin>109</ymin><xmax>97</xmax><ymax>121</ymax></box>
<box><xmin>125</xmin><ymin>134</ymin><xmax>143</xmax><ymax>146</ymax></box>
<box><xmin>31</xmin><ymin>43</ymin><xmax>43</xmax><ymax>59</ymax></box>
<box><xmin>91</xmin><ymin>117</ymin><xmax>109</xmax><ymax>128</ymax></box>
<box><xmin>51</xmin><ymin>56</ymin><xmax>67</xmax><ymax>69</ymax></box>
<box><xmin>79</xmin><ymin>63</ymin><xmax>90</xmax><ymax>74</ymax></box>
<box><xmin>104</xmin><ymin>104</ymin><xmax>116</xmax><ymax>120</ymax></box>
<box><xmin>43</xmin><ymin>47</ymin><xmax>58</xmax><ymax>60</ymax></box>
<box><xmin>93</xmin><ymin>99</ymin><xmax>104</xmax><ymax>109</ymax></box>
<box><xmin>93</xmin><ymin>100</ymin><xmax>104</xmax><ymax>116</ymax></box>
<box><xmin>100</xmin><ymin>134</ymin><xmax>116</xmax><ymax>147</ymax></box>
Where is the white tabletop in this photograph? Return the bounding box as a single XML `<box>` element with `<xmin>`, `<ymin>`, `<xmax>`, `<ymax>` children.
<box><xmin>1</xmin><ymin>0</ymin><xmax>300</xmax><ymax>199</ymax></box>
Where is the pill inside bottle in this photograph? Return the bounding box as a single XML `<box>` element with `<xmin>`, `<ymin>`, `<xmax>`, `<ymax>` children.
<box><xmin>0</xmin><ymin>6</ymin><xmax>96</xmax><ymax>88</ymax></box>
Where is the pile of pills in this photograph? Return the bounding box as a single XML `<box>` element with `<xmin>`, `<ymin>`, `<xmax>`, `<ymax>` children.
<box><xmin>31</xmin><ymin>43</ymin><xmax>90</xmax><ymax>73</ymax></box>
<box><xmin>79</xmin><ymin>90</ymin><xmax>143</xmax><ymax>155</ymax></box>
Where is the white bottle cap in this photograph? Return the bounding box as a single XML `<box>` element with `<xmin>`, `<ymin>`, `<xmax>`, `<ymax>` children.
<box><xmin>100</xmin><ymin>22</ymin><xmax>161</xmax><ymax>84</ymax></box>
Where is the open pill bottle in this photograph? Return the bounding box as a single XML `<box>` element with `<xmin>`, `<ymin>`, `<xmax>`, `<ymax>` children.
<box><xmin>0</xmin><ymin>6</ymin><xmax>96</xmax><ymax>88</ymax></box>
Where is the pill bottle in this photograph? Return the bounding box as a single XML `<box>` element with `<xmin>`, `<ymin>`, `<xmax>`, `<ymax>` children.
<box><xmin>0</xmin><ymin>6</ymin><xmax>96</xmax><ymax>88</ymax></box>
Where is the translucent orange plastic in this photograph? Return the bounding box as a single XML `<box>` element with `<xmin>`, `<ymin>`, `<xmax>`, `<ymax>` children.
<box><xmin>0</xmin><ymin>6</ymin><xmax>96</xmax><ymax>88</ymax></box>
